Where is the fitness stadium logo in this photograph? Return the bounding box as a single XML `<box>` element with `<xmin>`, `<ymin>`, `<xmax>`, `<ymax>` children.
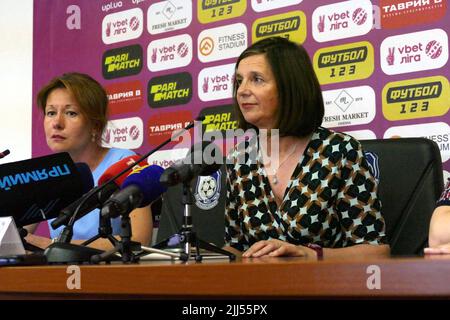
<box><xmin>105</xmin><ymin>80</ymin><xmax>143</xmax><ymax>115</ymax></box>
<box><xmin>381</xmin><ymin>0</ymin><xmax>446</xmax><ymax>29</ymax></box>
<box><xmin>380</xmin><ymin>28</ymin><xmax>448</xmax><ymax>75</ymax></box>
<box><xmin>148</xmin><ymin>0</ymin><xmax>192</xmax><ymax>35</ymax></box>
<box><xmin>322</xmin><ymin>85</ymin><xmax>376</xmax><ymax>128</ymax></box>
<box><xmin>102</xmin><ymin>7</ymin><xmax>143</xmax><ymax>44</ymax></box>
<box><xmin>312</xmin><ymin>0</ymin><xmax>373</xmax><ymax>42</ymax></box>
<box><xmin>102</xmin><ymin>45</ymin><xmax>143</xmax><ymax>79</ymax></box>
<box><xmin>253</xmin><ymin>11</ymin><xmax>307</xmax><ymax>44</ymax></box>
<box><xmin>313</xmin><ymin>41</ymin><xmax>374</xmax><ymax>85</ymax></box>
<box><xmin>198</xmin><ymin>23</ymin><xmax>247</xmax><ymax>63</ymax></box>
<box><xmin>148</xmin><ymin>72</ymin><xmax>193</xmax><ymax>108</ymax></box>
<box><xmin>382</xmin><ymin>76</ymin><xmax>449</xmax><ymax>121</ymax></box>
<box><xmin>147</xmin><ymin>34</ymin><xmax>193</xmax><ymax>72</ymax></box>
<box><xmin>251</xmin><ymin>0</ymin><xmax>303</xmax><ymax>12</ymax></box>
<box><xmin>198</xmin><ymin>0</ymin><xmax>246</xmax><ymax>24</ymax></box>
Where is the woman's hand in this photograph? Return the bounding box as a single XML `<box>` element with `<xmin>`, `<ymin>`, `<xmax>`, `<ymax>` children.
<box><xmin>242</xmin><ymin>239</ymin><xmax>317</xmax><ymax>258</ymax></box>
<box><xmin>424</xmin><ymin>243</ymin><xmax>450</xmax><ymax>255</ymax></box>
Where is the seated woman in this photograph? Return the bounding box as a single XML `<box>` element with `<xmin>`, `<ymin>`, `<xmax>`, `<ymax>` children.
<box><xmin>25</xmin><ymin>72</ymin><xmax>152</xmax><ymax>250</ymax></box>
<box><xmin>425</xmin><ymin>178</ymin><xmax>450</xmax><ymax>254</ymax></box>
<box><xmin>224</xmin><ymin>37</ymin><xmax>389</xmax><ymax>259</ymax></box>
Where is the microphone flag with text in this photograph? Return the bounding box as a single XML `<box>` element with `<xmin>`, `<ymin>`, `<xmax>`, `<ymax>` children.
<box><xmin>51</xmin><ymin>155</ymin><xmax>147</xmax><ymax>229</ymax></box>
<box><xmin>0</xmin><ymin>152</ymin><xmax>93</xmax><ymax>227</ymax></box>
<box><xmin>101</xmin><ymin>164</ymin><xmax>167</xmax><ymax>219</ymax></box>
<box><xmin>159</xmin><ymin>141</ymin><xmax>223</xmax><ymax>187</ymax></box>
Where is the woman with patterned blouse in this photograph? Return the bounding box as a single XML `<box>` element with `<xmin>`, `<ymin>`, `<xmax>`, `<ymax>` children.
<box><xmin>425</xmin><ymin>178</ymin><xmax>450</xmax><ymax>254</ymax></box>
<box><xmin>224</xmin><ymin>37</ymin><xmax>389</xmax><ymax>259</ymax></box>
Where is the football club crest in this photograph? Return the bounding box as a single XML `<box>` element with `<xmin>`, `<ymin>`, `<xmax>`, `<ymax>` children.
<box><xmin>194</xmin><ymin>170</ymin><xmax>221</xmax><ymax>210</ymax></box>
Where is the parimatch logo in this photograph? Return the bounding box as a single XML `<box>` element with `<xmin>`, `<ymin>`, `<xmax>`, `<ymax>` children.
<box><xmin>148</xmin><ymin>72</ymin><xmax>193</xmax><ymax>108</ymax></box>
<box><xmin>102</xmin><ymin>45</ymin><xmax>143</xmax><ymax>79</ymax></box>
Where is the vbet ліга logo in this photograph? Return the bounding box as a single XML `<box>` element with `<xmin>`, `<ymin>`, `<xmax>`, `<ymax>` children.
<box><xmin>198</xmin><ymin>63</ymin><xmax>235</xmax><ymax>102</ymax></box>
<box><xmin>102</xmin><ymin>7</ymin><xmax>143</xmax><ymax>44</ymax></box>
<box><xmin>147</xmin><ymin>34</ymin><xmax>193</xmax><ymax>72</ymax></box>
<box><xmin>102</xmin><ymin>117</ymin><xmax>143</xmax><ymax>149</ymax></box>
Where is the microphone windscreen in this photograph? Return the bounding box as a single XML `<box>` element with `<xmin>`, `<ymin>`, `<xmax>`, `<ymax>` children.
<box><xmin>122</xmin><ymin>165</ymin><xmax>167</xmax><ymax>207</ymax></box>
<box><xmin>98</xmin><ymin>155</ymin><xmax>147</xmax><ymax>186</ymax></box>
<box><xmin>75</xmin><ymin>162</ymin><xmax>94</xmax><ymax>193</ymax></box>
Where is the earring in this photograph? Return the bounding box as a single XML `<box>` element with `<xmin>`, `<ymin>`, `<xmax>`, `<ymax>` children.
<box><xmin>91</xmin><ymin>133</ymin><xmax>96</xmax><ymax>143</ymax></box>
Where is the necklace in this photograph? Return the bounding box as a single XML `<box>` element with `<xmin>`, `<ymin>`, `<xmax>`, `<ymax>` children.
<box><xmin>270</xmin><ymin>142</ymin><xmax>299</xmax><ymax>185</ymax></box>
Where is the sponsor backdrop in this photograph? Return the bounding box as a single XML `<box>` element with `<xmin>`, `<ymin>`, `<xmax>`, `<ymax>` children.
<box><xmin>32</xmin><ymin>0</ymin><xmax>449</xmax><ymax>177</ymax></box>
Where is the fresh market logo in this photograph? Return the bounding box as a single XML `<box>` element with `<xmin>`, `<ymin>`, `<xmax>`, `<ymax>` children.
<box><xmin>102</xmin><ymin>44</ymin><xmax>143</xmax><ymax>79</ymax></box>
<box><xmin>148</xmin><ymin>72</ymin><xmax>193</xmax><ymax>108</ymax></box>
<box><xmin>253</xmin><ymin>11</ymin><xmax>306</xmax><ymax>44</ymax></box>
<box><xmin>148</xmin><ymin>0</ymin><xmax>192</xmax><ymax>35</ymax></box>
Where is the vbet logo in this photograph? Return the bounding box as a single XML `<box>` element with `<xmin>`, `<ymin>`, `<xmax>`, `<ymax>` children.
<box><xmin>105</xmin><ymin>80</ymin><xmax>143</xmax><ymax>115</ymax></box>
<box><xmin>198</xmin><ymin>63</ymin><xmax>235</xmax><ymax>102</ymax></box>
<box><xmin>198</xmin><ymin>23</ymin><xmax>247</xmax><ymax>63</ymax></box>
<box><xmin>102</xmin><ymin>117</ymin><xmax>143</xmax><ymax>149</ymax></box>
<box><xmin>148</xmin><ymin>72</ymin><xmax>193</xmax><ymax>108</ymax></box>
<box><xmin>147</xmin><ymin>148</ymin><xmax>190</xmax><ymax>169</ymax></box>
<box><xmin>384</xmin><ymin>122</ymin><xmax>450</xmax><ymax>162</ymax></box>
<box><xmin>322</xmin><ymin>85</ymin><xmax>376</xmax><ymax>128</ymax></box>
<box><xmin>252</xmin><ymin>11</ymin><xmax>307</xmax><ymax>44</ymax></box>
<box><xmin>382</xmin><ymin>76</ymin><xmax>449</xmax><ymax>121</ymax></box>
<box><xmin>312</xmin><ymin>0</ymin><xmax>373</xmax><ymax>43</ymax></box>
<box><xmin>380</xmin><ymin>28</ymin><xmax>448</xmax><ymax>75</ymax></box>
<box><xmin>148</xmin><ymin>0</ymin><xmax>192</xmax><ymax>35</ymax></box>
<box><xmin>251</xmin><ymin>0</ymin><xmax>303</xmax><ymax>13</ymax></box>
<box><xmin>102</xmin><ymin>7</ymin><xmax>143</xmax><ymax>45</ymax></box>
<box><xmin>344</xmin><ymin>129</ymin><xmax>376</xmax><ymax>140</ymax></box>
<box><xmin>147</xmin><ymin>110</ymin><xmax>193</xmax><ymax>147</ymax></box>
<box><xmin>198</xmin><ymin>0</ymin><xmax>247</xmax><ymax>24</ymax></box>
<box><xmin>147</xmin><ymin>34</ymin><xmax>192</xmax><ymax>72</ymax></box>
<box><xmin>313</xmin><ymin>41</ymin><xmax>374</xmax><ymax>85</ymax></box>
<box><xmin>381</xmin><ymin>0</ymin><xmax>446</xmax><ymax>29</ymax></box>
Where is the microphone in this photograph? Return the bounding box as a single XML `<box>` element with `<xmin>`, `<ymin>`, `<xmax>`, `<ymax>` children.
<box><xmin>101</xmin><ymin>164</ymin><xmax>167</xmax><ymax>219</ymax></box>
<box><xmin>51</xmin><ymin>155</ymin><xmax>147</xmax><ymax>229</ymax></box>
<box><xmin>0</xmin><ymin>149</ymin><xmax>10</xmax><ymax>159</ymax></box>
<box><xmin>0</xmin><ymin>153</ymin><xmax>94</xmax><ymax>227</ymax></box>
<box><xmin>159</xmin><ymin>141</ymin><xmax>223</xmax><ymax>187</ymax></box>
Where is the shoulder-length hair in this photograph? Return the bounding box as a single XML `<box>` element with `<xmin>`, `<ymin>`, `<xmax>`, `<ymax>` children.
<box><xmin>36</xmin><ymin>72</ymin><xmax>109</xmax><ymax>134</ymax></box>
<box><xmin>233</xmin><ymin>37</ymin><xmax>324</xmax><ymax>137</ymax></box>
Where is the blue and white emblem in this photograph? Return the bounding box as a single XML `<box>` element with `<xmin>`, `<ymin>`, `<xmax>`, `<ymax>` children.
<box><xmin>194</xmin><ymin>170</ymin><xmax>221</xmax><ymax>210</ymax></box>
<box><xmin>364</xmin><ymin>151</ymin><xmax>380</xmax><ymax>184</ymax></box>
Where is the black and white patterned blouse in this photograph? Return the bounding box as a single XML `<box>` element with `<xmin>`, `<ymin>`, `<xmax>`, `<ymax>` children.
<box><xmin>225</xmin><ymin>127</ymin><xmax>387</xmax><ymax>252</ymax></box>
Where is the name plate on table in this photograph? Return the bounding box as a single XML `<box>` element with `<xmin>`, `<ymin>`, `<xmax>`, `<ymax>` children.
<box><xmin>0</xmin><ymin>216</ymin><xmax>25</xmax><ymax>256</ymax></box>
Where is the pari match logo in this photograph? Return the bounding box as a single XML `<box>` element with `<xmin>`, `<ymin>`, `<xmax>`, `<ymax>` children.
<box><xmin>198</xmin><ymin>0</ymin><xmax>246</xmax><ymax>24</ymax></box>
<box><xmin>147</xmin><ymin>34</ymin><xmax>193</xmax><ymax>72</ymax></box>
<box><xmin>148</xmin><ymin>72</ymin><xmax>193</xmax><ymax>108</ymax></box>
<box><xmin>102</xmin><ymin>44</ymin><xmax>143</xmax><ymax>79</ymax></box>
<box><xmin>382</xmin><ymin>76</ymin><xmax>450</xmax><ymax>121</ymax></box>
<box><xmin>252</xmin><ymin>11</ymin><xmax>307</xmax><ymax>44</ymax></box>
<box><xmin>251</xmin><ymin>0</ymin><xmax>303</xmax><ymax>12</ymax></box>
<box><xmin>322</xmin><ymin>85</ymin><xmax>376</xmax><ymax>128</ymax></box>
<box><xmin>381</xmin><ymin>0</ymin><xmax>446</xmax><ymax>29</ymax></box>
<box><xmin>313</xmin><ymin>41</ymin><xmax>374</xmax><ymax>85</ymax></box>
<box><xmin>148</xmin><ymin>0</ymin><xmax>192</xmax><ymax>35</ymax></box>
<box><xmin>380</xmin><ymin>28</ymin><xmax>448</xmax><ymax>75</ymax></box>
<box><xmin>312</xmin><ymin>0</ymin><xmax>373</xmax><ymax>43</ymax></box>
<box><xmin>199</xmin><ymin>104</ymin><xmax>238</xmax><ymax>134</ymax></box>
<box><xmin>102</xmin><ymin>7</ymin><xmax>143</xmax><ymax>44</ymax></box>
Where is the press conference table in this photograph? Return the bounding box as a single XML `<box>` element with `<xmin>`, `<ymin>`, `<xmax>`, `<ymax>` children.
<box><xmin>1</xmin><ymin>254</ymin><xmax>450</xmax><ymax>299</ymax></box>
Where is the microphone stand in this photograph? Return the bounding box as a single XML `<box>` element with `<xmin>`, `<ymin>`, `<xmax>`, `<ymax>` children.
<box><xmin>151</xmin><ymin>181</ymin><xmax>236</xmax><ymax>262</ymax></box>
<box><xmin>45</xmin><ymin>117</ymin><xmax>203</xmax><ymax>264</ymax></box>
